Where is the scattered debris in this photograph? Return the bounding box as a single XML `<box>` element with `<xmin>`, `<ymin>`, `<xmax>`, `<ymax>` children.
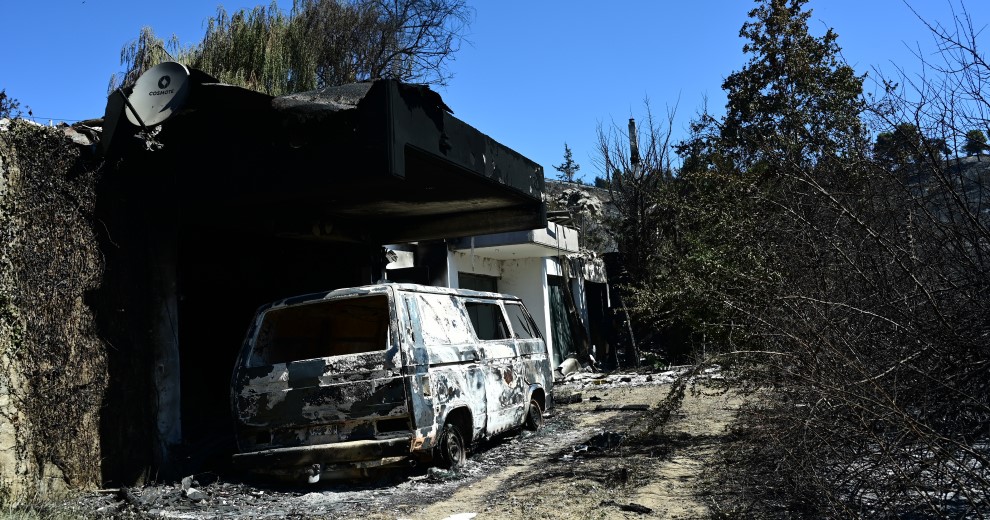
<box><xmin>554</xmin><ymin>365</ymin><xmax>722</xmax><ymax>392</ymax></box>
<box><xmin>427</xmin><ymin>467</ymin><xmax>462</xmax><ymax>482</ymax></box>
<box><xmin>563</xmin><ymin>430</ymin><xmax>627</xmax><ymax>461</ymax></box>
<box><xmin>556</xmin><ymin>391</ymin><xmax>583</xmax><ymax>404</ymax></box>
<box><xmin>554</xmin><ymin>357</ymin><xmax>582</xmax><ymax>380</ymax></box>
<box><xmin>62</xmin><ymin>123</ymin><xmax>100</xmax><ymax>147</ymax></box>
<box><xmin>117</xmin><ymin>487</ymin><xmax>144</xmax><ymax>508</ymax></box>
<box><xmin>594</xmin><ymin>404</ymin><xmax>649</xmax><ymax>412</ymax></box>
<box><xmin>614</xmin><ymin>466</ymin><xmax>629</xmax><ymax>484</ymax></box>
<box><xmin>587</xmin><ymin>431</ymin><xmax>625</xmax><ymax>451</ymax></box>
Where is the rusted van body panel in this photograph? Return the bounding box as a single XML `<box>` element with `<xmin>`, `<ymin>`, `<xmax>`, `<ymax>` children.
<box><xmin>231</xmin><ymin>283</ymin><xmax>552</xmax><ymax>482</ymax></box>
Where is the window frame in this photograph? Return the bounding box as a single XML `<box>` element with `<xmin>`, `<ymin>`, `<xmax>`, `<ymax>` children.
<box><xmin>503</xmin><ymin>301</ymin><xmax>543</xmax><ymax>341</ymax></box>
<box><xmin>462</xmin><ymin>299</ymin><xmax>511</xmax><ymax>341</ymax></box>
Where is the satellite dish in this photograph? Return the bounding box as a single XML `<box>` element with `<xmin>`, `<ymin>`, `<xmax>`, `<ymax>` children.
<box><xmin>124</xmin><ymin>61</ymin><xmax>190</xmax><ymax>126</ymax></box>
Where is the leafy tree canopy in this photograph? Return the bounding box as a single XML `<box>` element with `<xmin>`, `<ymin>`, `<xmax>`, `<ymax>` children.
<box><xmin>111</xmin><ymin>0</ymin><xmax>472</xmax><ymax>96</ymax></box>
<box><xmin>679</xmin><ymin>0</ymin><xmax>865</xmax><ymax>174</ymax></box>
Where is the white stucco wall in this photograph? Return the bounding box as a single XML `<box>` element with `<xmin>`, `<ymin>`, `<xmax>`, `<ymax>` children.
<box><xmin>449</xmin><ymin>250</ymin><xmax>502</xmax><ymax>287</ymax></box>
<box><xmin>449</xmin><ymin>251</ymin><xmax>556</xmax><ymax>367</ymax></box>
<box><xmin>499</xmin><ymin>257</ymin><xmax>550</xmax><ymax>349</ymax></box>
<box><xmin>449</xmin><ymin>246</ymin><xmax>603</xmax><ymax>371</ymax></box>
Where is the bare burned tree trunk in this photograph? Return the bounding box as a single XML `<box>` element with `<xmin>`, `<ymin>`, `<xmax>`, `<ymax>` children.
<box><xmin>595</xmin><ymin>103</ymin><xmax>686</xmax><ymax>366</ymax></box>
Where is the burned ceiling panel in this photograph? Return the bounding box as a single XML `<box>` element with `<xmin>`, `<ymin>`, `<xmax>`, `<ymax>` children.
<box><xmin>104</xmin><ymin>74</ymin><xmax>545</xmax><ymax>244</ymax></box>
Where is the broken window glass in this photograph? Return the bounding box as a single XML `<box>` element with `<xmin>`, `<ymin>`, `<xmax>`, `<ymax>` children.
<box><xmin>250</xmin><ymin>295</ymin><xmax>389</xmax><ymax>366</ymax></box>
<box><xmin>504</xmin><ymin>302</ymin><xmax>540</xmax><ymax>340</ymax></box>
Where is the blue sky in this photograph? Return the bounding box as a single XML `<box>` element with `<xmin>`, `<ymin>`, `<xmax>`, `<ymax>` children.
<box><xmin>2</xmin><ymin>1</ymin><xmax>986</xmax><ymax>181</ymax></box>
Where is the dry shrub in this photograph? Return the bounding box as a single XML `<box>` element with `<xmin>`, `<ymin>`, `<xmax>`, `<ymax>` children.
<box><xmin>700</xmin><ymin>121</ymin><xmax>990</xmax><ymax>517</ymax></box>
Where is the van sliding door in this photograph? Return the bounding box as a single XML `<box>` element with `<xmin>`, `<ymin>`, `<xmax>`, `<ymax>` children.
<box><xmin>465</xmin><ymin>300</ymin><xmax>525</xmax><ymax>435</ymax></box>
<box><xmin>406</xmin><ymin>292</ymin><xmax>487</xmax><ymax>445</ymax></box>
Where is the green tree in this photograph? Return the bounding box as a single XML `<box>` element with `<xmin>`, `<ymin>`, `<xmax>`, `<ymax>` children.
<box><xmin>111</xmin><ymin>0</ymin><xmax>471</xmax><ymax>95</ymax></box>
<box><xmin>110</xmin><ymin>27</ymin><xmax>192</xmax><ymax>93</ymax></box>
<box><xmin>670</xmin><ymin>1</ymin><xmax>990</xmax><ymax>516</ymax></box>
<box><xmin>873</xmin><ymin>122</ymin><xmax>949</xmax><ymax>168</ymax></box>
<box><xmin>553</xmin><ymin>143</ymin><xmax>581</xmax><ymax>183</ymax></box>
<box><xmin>874</xmin><ymin>123</ymin><xmax>915</xmax><ymax>165</ymax></box>
<box><xmin>964</xmin><ymin>128</ymin><xmax>988</xmax><ymax>156</ymax></box>
<box><xmin>0</xmin><ymin>89</ymin><xmax>22</xmax><ymax>119</ymax></box>
<box><xmin>660</xmin><ymin>0</ymin><xmax>869</xmax><ymax>357</ymax></box>
<box><xmin>682</xmin><ymin>0</ymin><xmax>865</xmax><ymax>174</ymax></box>
<box><xmin>192</xmin><ymin>4</ymin><xmax>302</xmax><ymax>94</ymax></box>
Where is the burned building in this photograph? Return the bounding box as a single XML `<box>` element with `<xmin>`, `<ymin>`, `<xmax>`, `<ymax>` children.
<box><xmin>0</xmin><ymin>62</ymin><xmax>610</xmax><ymax>494</ymax></box>
<box><xmin>95</xmin><ymin>65</ymin><xmax>553</xmax><ymax>483</ymax></box>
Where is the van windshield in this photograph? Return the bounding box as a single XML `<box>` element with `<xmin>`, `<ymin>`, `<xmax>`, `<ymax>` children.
<box><xmin>249</xmin><ymin>295</ymin><xmax>389</xmax><ymax>367</ymax></box>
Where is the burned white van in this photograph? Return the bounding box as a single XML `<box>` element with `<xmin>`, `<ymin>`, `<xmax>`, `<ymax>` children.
<box><xmin>230</xmin><ymin>283</ymin><xmax>552</xmax><ymax>482</ymax></box>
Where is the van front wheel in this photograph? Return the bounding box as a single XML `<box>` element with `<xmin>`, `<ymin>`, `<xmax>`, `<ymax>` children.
<box><xmin>524</xmin><ymin>399</ymin><xmax>543</xmax><ymax>431</ymax></box>
<box><xmin>436</xmin><ymin>423</ymin><xmax>466</xmax><ymax>469</ymax></box>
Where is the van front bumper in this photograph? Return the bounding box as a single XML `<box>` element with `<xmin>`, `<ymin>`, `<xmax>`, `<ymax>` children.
<box><xmin>233</xmin><ymin>437</ymin><xmax>414</xmax><ymax>481</ymax></box>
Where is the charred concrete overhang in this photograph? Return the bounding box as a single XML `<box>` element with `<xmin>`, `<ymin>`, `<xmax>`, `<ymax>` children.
<box><xmin>451</xmin><ymin>222</ymin><xmax>580</xmax><ymax>260</ymax></box>
<box><xmin>103</xmin><ymin>75</ymin><xmax>546</xmax><ymax>244</ymax></box>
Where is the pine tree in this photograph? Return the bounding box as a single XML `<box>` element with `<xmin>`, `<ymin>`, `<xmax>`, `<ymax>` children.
<box><xmin>682</xmin><ymin>0</ymin><xmax>865</xmax><ymax>174</ymax></box>
<box><xmin>553</xmin><ymin>143</ymin><xmax>581</xmax><ymax>183</ymax></box>
<box><xmin>964</xmin><ymin>129</ymin><xmax>988</xmax><ymax>156</ymax></box>
<box><xmin>659</xmin><ymin>0</ymin><xmax>871</xmax><ymax>359</ymax></box>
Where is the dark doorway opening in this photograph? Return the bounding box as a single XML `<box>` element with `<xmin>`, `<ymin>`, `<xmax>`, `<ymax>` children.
<box><xmin>175</xmin><ymin>230</ymin><xmax>377</xmax><ymax>474</ymax></box>
<box><xmin>585</xmin><ymin>282</ymin><xmax>614</xmax><ymax>369</ymax></box>
<box><xmin>547</xmin><ymin>275</ymin><xmax>575</xmax><ymax>367</ymax></box>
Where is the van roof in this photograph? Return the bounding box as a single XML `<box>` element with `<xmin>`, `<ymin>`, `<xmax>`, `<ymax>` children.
<box><xmin>264</xmin><ymin>282</ymin><xmax>523</xmax><ymax>311</ymax></box>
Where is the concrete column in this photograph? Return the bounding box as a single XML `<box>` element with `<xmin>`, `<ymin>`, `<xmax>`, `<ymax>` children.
<box><xmin>149</xmin><ymin>217</ymin><xmax>181</xmax><ymax>470</ymax></box>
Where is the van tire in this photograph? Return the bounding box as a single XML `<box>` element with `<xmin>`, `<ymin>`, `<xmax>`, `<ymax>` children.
<box><xmin>524</xmin><ymin>398</ymin><xmax>543</xmax><ymax>431</ymax></box>
<box><xmin>436</xmin><ymin>423</ymin><xmax>466</xmax><ymax>469</ymax></box>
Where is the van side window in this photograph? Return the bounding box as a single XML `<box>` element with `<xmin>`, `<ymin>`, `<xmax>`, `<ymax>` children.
<box><xmin>465</xmin><ymin>301</ymin><xmax>509</xmax><ymax>340</ymax></box>
<box><xmin>250</xmin><ymin>295</ymin><xmax>388</xmax><ymax>367</ymax></box>
<box><xmin>504</xmin><ymin>302</ymin><xmax>540</xmax><ymax>339</ymax></box>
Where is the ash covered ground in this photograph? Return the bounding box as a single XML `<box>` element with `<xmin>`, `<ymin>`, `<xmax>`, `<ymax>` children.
<box><xmin>63</xmin><ymin>369</ymin><xmax>724</xmax><ymax>519</ymax></box>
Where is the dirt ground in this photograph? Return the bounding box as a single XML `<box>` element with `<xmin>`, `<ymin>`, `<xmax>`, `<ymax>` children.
<box><xmin>66</xmin><ymin>369</ymin><xmax>741</xmax><ymax>519</ymax></box>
